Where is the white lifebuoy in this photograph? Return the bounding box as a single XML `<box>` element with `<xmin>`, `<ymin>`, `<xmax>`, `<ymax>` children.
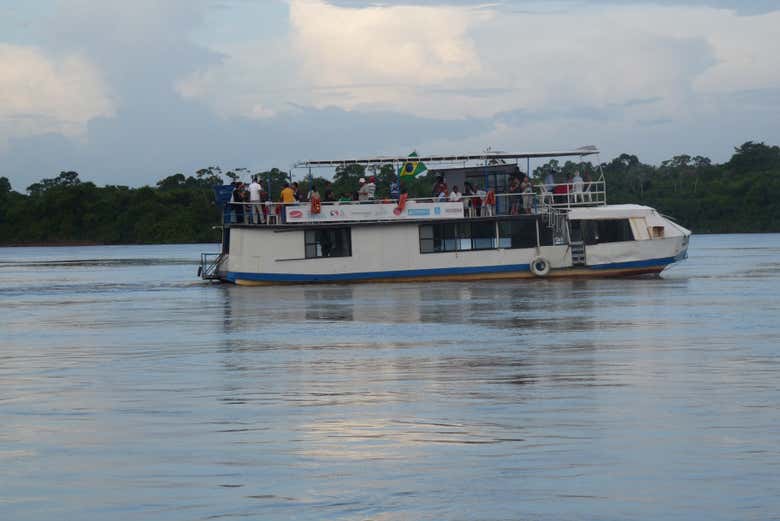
<box><xmin>530</xmin><ymin>256</ymin><xmax>551</xmax><ymax>277</ymax></box>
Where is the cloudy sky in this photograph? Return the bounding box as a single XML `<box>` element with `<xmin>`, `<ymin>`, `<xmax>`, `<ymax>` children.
<box><xmin>1</xmin><ymin>0</ymin><xmax>779</xmax><ymax>189</ymax></box>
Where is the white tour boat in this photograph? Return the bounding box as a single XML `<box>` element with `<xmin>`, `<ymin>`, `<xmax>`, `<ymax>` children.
<box><xmin>199</xmin><ymin>148</ymin><xmax>690</xmax><ymax>285</ymax></box>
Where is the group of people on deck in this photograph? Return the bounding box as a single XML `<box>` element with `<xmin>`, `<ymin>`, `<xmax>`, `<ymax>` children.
<box><xmin>228</xmin><ymin>169</ymin><xmax>596</xmax><ymax>224</ymax></box>
<box><xmin>543</xmin><ymin>170</ymin><xmax>592</xmax><ymax>204</ymax></box>
<box><xmin>229</xmin><ymin>176</ymin><xmax>397</xmax><ymax>224</ymax></box>
<box><xmin>430</xmin><ymin>177</ymin><xmax>496</xmax><ymax>217</ymax></box>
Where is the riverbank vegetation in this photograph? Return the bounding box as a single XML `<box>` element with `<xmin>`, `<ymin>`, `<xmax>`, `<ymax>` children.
<box><xmin>1</xmin><ymin>142</ymin><xmax>778</xmax><ymax>245</ymax></box>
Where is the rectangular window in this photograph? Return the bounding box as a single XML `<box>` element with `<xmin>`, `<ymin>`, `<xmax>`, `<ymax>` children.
<box><xmin>420</xmin><ymin>220</ymin><xmax>547</xmax><ymax>253</ymax></box>
<box><xmin>419</xmin><ymin>225</ymin><xmax>435</xmax><ymax>253</ymax></box>
<box><xmin>304</xmin><ymin>228</ymin><xmax>352</xmax><ymax>258</ymax></box>
<box><xmin>471</xmin><ymin>222</ymin><xmax>497</xmax><ymax>250</ymax></box>
<box><xmin>498</xmin><ymin>220</ymin><xmax>538</xmax><ymax>249</ymax></box>
<box><xmin>582</xmin><ymin>219</ymin><xmax>634</xmax><ymax>245</ymax></box>
<box><xmin>419</xmin><ymin>223</ymin><xmax>496</xmax><ymax>253</ymax></box>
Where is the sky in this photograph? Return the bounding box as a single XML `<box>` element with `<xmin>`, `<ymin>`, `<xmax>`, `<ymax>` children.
<box><xmin>1</xmin><ymin>0</ymin><xmax>779</xmax><ymax>190</ymax></box>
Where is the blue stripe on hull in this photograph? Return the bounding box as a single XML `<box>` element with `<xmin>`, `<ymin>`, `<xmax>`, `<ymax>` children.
<box><xmin>226</xmin><ymin>263</ymin><xmax>531</xmax><ymax>283</ymax></box>
<box><xmin>225</xmin><ymin>256</ymin><xmax>677</xmax><ymax>283</ymax></box>
<box><xmin>589</xmin><ymin>256</ymin><xmax>676</xmax><ymax>270</ymax></box>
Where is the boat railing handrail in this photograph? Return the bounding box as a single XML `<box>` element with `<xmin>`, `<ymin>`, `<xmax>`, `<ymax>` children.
<box><xmin>199</xmin><ymin>252</ymin><xmax>223</xmax><ymax>279</ymax></box>
<box><xmin>224</xmin><ymin>180</ymin><xmax>606</xmax><ymax>225</ymax></box>
<box><xmin>228</xmin><ymin>181</ymin><xmax>606</xmax><ymax>207</ymax></box>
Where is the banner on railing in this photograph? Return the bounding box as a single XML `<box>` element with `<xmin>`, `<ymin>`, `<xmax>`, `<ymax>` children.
<box><xmin>284</xmin><ymin>201</ymin><xmax>464</xmax><ymax>223</ymax></box>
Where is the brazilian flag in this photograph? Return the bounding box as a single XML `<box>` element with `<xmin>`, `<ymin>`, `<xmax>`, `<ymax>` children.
<box><xmin>398</xmin><ymin>151</ymin><xmax>427</xmax><ymax>177</ymax></box>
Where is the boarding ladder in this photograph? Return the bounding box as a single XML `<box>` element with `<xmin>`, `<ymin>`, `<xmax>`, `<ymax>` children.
<box><xmin>199</xmin><ymin>252</ymin><xmax>224</xmax><ymax>280</ymax></box>
<box><xmin>541</xmin><ymin>202</ymin><xmax>568</xmax><ymax>245</ymax></box>
<box><xmin>570</xmin><ymin>241</ymin><xmax>586</xmax><ymax>266</ymax></box>
<box><xmin>541</xmin><ymin>202</ymin><xmax>585</xmax><ymax>266</ymax></box>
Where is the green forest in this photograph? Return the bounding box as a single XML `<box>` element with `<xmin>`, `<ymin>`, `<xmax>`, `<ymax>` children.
<box><xmin>1</xmin><ymin>141</ymin><xmax>779</xmax><ymax>245</ymax></box>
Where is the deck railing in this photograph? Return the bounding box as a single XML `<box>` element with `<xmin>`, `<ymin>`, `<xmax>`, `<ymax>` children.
<box><xmin>224</xmin><ymin>180</ymin><xmax>606</xmax><ymax>226</ymax></box>
<box><xmin>199</xmin><ymin>253</ymin><xmax>223</xmax><ymax>280</ymax></box>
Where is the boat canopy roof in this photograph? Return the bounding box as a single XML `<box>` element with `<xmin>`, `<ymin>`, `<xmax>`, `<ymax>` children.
<box><xmin>568</xmin><ymin>204</ymin><xmax>655</xmax><ymax>220</ymax></box>
<box><xmin>297</xmin><ymin>146</ymin><xmax>599</xmax><ymax>167</ymax></box>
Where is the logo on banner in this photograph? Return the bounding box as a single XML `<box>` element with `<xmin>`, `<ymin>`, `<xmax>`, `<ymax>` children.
<box><xmin>289</xmin><ymin>210</ymin><xmax>303</xmax><ymax>218</ymax></box>
<box><xmin>408</xmin><ymin>209</ymin><xmax>430</xmax><ymax>216</ymax></box>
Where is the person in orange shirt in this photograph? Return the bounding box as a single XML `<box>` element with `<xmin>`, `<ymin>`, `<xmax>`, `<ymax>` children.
<box><xmin>280</xmin><ymin>182</ymin><xmax>296</xmax><ymax>223</ymax></box>
<box><xmin>281</xmin><ymin>182</ymin><xmax>295</xmax><ymax>203</ymax></box>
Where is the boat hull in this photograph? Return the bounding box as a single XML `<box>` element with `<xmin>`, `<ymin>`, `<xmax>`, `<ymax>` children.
<box><xmin>224</xmin><ymin>257</ymin><xmax>675</xmax><ymax>286</ymax></box>
<box><xmin>213</xmin><ymin>212</ymin><xmax>690</xmax><ymax>286</ymax></box>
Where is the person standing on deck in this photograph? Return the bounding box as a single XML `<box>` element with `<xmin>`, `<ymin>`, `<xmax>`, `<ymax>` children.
<box><xmin>280</xmin><ymin>182</ymin><xmax>295</xmax><ymax>223</ymax></box>
<box><xmin>582</xmin><ymin>171</ymin><xmax>593</xmax><ymax>202</ymax></box>
<box><xmin>475</xmin><ymin>185</ymin><xmax>487</xmax><ymax>216</ymax></box>
<box><xmin>572</xmin><ymin>171</ymin><xmax>584</xmax><ymax>203</ymax></box>
<box><xmin>248</xmin><ymin>177</ymin><xmax>262</xmax><ymax>224</ymax></box>
<box><xmin>242</xmin><ymin>185</ymin><xmax>252</xmax><ymax>223</ymax></box>
<box><xmin>508</xmin><ymin>176</ymin><xmax>522</xmax><ymax>215</ymax></box>
<box><xmin>366</xmin><ymin>176</ymin><xmax>377</xmax><ymax>201</ymax></box>
<box><xmin>544</xmin><ymin>170</ymin><xmax>555</xmax><ymax>194</ymax></box>
<box><xmin>522</xmin><ymin>175</ymin><xmax>534</xmax><ymax>214</ymax></box>
<box><xmin>358</xmin><ymin>178</ymin><xmax>371</xmax><ymax>202</ymax></box>
<box><xmin>390</xmin><ymin>176</ymin><xmax>400</xmax><ymax>201</ymax></box>
<box><xmin>432</xmin><ymin>176</ymin><xmax>443</xmax><ymax>198</ymax></box>
<box><xmin>323</xmin><ymin>181</ymin><xmax>335</xmax><ymax>202</ymax></box>
<box><xmin>232</xmin><ymin>182</ymin><xmax>246</xmax><ymax>224</ymax></box>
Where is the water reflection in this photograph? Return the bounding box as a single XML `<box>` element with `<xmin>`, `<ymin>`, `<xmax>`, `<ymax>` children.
<box><xmin>2</xmin><ymin>238</ymin><xmax>780</xmax><ymax>520</ymax></box>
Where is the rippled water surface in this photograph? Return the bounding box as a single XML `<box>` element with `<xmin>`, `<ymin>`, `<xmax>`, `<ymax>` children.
<box><xmin>1</xmin><ymin>236</ymin><xmax>779</xmax><ymax>520</ymax></box>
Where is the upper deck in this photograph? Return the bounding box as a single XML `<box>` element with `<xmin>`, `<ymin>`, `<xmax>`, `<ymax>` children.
<box><xmin>225</xmin><ymin>179</ymin><xmax>606</xmax><ymax>227</ymax></box>
<box><xmin>222</xmin><ymin>147</ymin><xmax>606</xmax><ymax>227</ymax></box>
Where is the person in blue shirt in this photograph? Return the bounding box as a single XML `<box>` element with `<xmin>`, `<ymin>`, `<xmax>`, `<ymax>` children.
<box><xmin>390</xmin><ymin>176</ymin><xmax>400</xmax><ymax>201</ymax></box>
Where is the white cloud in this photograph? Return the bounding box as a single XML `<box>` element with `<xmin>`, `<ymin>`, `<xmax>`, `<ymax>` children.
<box><xmin>0</xmin><ymin>44</ymin><xmax>115</xmax><ymax>144</ymax></box>
<box><xmin>288</xmin><ymin>0</ymin><xmax>485</xmax><ymax>107</ymax></box>
<box><xmin>178</xmin><ymin>1</ymin><xmax>780</xmax><ymax>123</ymax></box>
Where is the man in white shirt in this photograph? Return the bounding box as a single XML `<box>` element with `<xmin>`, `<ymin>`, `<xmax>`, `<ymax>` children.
<box><xmin>572</xmin><ymin>171</ymin><xmax>584</xmax><ymax>203</ymax></box>
<box><xmin>358</xmin><ymin>178</ymin><xmax>370</xmax><ymax>202</ymax></box>
<box><xmin>366</xmin><ymin>176</ymin><xmax>376</xmax><ymax>200</ymax></box>
<box><xmin>543</xmin><ymin>171</ymin><xmax>555</xmax><ymax>203</ymax></box>
<box><xmin>248</xmin><ymin>177</ymin><xmax>262</xmax><ymax>223</ymax></box>
<box><xmin>449</xmin><ymin>185</ymin><xmax>462</xmax><ymax>202</ymax></box>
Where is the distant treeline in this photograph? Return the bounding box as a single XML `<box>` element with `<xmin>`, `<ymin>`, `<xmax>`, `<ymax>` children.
<box><xmin>1</xmin><ymin>141</ymin><xmax>779</xmax><ymax>245</ymax></box>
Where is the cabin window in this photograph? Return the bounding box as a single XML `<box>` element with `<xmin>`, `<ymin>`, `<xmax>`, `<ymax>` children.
<box><xmin>419</xmin><ymin>223</ymin><xmax>469</xmax><ymax>253</ymax></box>
<box><xmin>305</xmin><ymin>228</ymin><xmax>351</xmax><ymax>258</ymax></box>
<box><xmin>582</xmin><ymin>219</ymin><xmax>634</xmax><ymax>244</ymax></box>
<box><xmin>419</xmin><ymin>223</ymin><xmax>497</xmax><ymax>253</ymax></box>
<box><xmin>471</xmin><ymin>222</ymin><xmax>497</xmax><ymax>250</ymax></box>
<box><xmin>498</xmin><ymin>220</ymin><xmax>538</xmax><ymax>249</ymax></box>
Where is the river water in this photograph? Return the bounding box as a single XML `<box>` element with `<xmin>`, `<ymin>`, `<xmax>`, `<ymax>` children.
<box><xmin>1</xmin><ymin>235</ymin><xmax>779</xmax><ymax>521</ymax></box>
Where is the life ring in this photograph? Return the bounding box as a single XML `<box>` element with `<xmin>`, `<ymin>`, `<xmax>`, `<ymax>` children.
<box><xmin>530</xmin><ymin>256</ymin><xmax>551</xmax><ymax>277</ymax></box>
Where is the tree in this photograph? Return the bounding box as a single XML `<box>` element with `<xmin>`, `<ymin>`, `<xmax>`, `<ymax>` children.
<box><xmin>156</xmin><ymin>173</ymin><xmax>187</xmax><ymax>190</ymax></box>
<box><xmin>332</xmin><ymin>164</ymin><xmax>365</xmax><ymax>197</ymax></box>
<box><xmin>27</xmin><ymin>171</ymin><xmax>82</xmax><ymax>195</ymax></box>
<box><xmin>692</xmin><ymin>156</ymin><xmax>711</xmax><ymax>168</ymax></box>
<box><xmin>662</xmin><ymin>155</ymin><xmax>692</xmax><ymax>169</ymax></box>
<box><xmin>728</xmin><ymin>141</ymin><xmax>780</xmax><ymax>173</ymax></box>
<box><xmin>256</xmin><ymin>168</ymin><xmax>291</xmax><ymax>197</ymax></box>
<box><xmin>196</xmin><ymin>166</ymin><xmax>225</xmax><ymax>185</ymax></box>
